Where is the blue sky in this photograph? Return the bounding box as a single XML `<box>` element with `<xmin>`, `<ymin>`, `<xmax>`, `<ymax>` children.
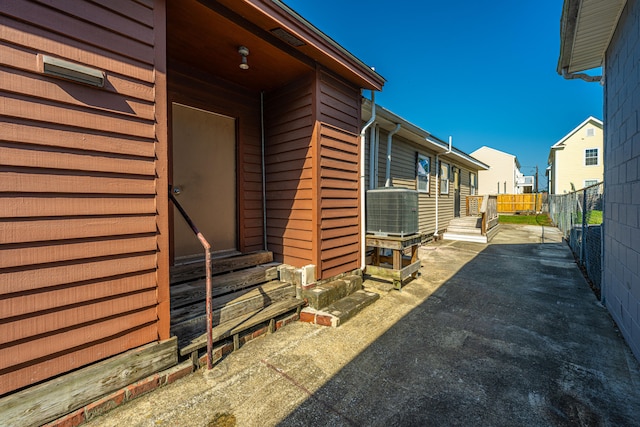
<box><xmin>284</xmin><ymin>0</ymin><xmax>603</xmax><ymax>189</ymax></box>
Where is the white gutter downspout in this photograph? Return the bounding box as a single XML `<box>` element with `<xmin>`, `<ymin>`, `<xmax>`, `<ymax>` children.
<box><xmin>369</xmin><ymin>125</ymin><xmax>378</xmax><ymax>189</ymax></box>
<box><xmin>384</xmin><ymin>124</ymin><xmax>401</xmax><ymax>187</ymax></box>
<box><xmin>434</xmin><ymin>136</ymin><xmax>452</xmax><ymax>238</ymax></box>
<box><xmin>360</xmin><ymin>92</ymin><xmax>376</xmax><ymax>269</ymax></box>
<box><xmin>561</xmin><ymin>68</ymin><xmax>602</xmax><ymax>83</ymax></box>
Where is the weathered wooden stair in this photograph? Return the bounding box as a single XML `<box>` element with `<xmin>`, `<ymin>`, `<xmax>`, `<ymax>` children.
<box><xmin>170</xmin><ymin>251</ymin><xmax>304</xmax><ymax>365</ymax></box>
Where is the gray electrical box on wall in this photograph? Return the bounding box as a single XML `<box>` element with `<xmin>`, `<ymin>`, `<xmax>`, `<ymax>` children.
<box><xmin>366</xmin><ymin>188</ymin><xmax>418</xmax><ymax>237</ymax></box>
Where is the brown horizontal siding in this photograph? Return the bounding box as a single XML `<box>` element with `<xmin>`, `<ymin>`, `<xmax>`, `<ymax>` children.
<box><xmin>0</xmin><ymin>271</ymin><xmax>157</xmax><ymax>319</ymax></box>
<box><xmin>265</xmin><ymin>75</ymin><xmax>315</xmax><ymax>266</ymax></box>
<box><xmin>0</xmin><ymin>15</ymin><xmax>154</xmax><ymax>82</ymax></box>
<box><xmin>0</xmin><ymin>0</ymin><xmax>160</xmax><ymax>395</ymax></box>
<box><xmin>0</xmin><ymin>324</ymin><xmax>157</xmax><ymax>396</ymax></box>
<box><xmin>317</xmin><ymin>123</ymin><xmax>361</xmax><ymax>279</ymax></box>
<box><xmin>318</xmin><ymin>70</ymin><xmax>360</xmax><ymax>135</ymax></box>
<box><xmin>317</xmin><ymin>70</ymin><xmax>360</xmax><ymax>279</ymax></box>
<box><xmin>0</xmin><ymin>120</ymin><xmax>156</xmax><ymax>157</ymax></box>
<box><xmin>2</xmin><ymin>1</ymin><xmax>154</xmax><ymax>63</ymax></box>
<box><xmin>0</xmin><ymin>235</ymin><xmax>157</xmax><ymax>269</ymax></box>
<box><xmin>0</xmin><ymin>195</ymin><xmax>156</xmax><ymax>218</ymax></box>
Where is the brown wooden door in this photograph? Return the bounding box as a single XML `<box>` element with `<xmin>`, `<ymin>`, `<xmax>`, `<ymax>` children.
<box><xmin>172</xmin><ymin>103</ymin><xmax>237</xmax><ymax>261</ymax></box>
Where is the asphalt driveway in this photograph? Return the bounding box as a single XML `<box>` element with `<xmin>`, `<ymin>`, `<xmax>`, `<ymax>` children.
<box><xmin>85</xmin><ymin>224</ymin><xmax>640</xmax><ymax>427</ymax></box>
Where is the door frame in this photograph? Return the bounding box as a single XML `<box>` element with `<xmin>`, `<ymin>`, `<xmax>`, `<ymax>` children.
<box><xmin>168</xmin><ymin>100</ymin><xmax>241</xmax><ymax>264</ymax></box>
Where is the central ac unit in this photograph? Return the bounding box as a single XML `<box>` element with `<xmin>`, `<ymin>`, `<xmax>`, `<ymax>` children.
<box><xmin>366</xmin><ymin>188</ymin><xmax>418</xmax><ymax>237</ymax></box>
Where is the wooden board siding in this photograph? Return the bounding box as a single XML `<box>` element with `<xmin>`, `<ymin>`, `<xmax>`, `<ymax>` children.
<box><xmin>0</xmin><ymin>1</ymin><xmax>163</xmax><ymax>396</ymax></box>
<box><xmin>265</xmin><ymin>75</ymin><xmax>315</xmax><ymax>267</ymax></box>
<box><xmin>167</xmin><ymin>65</ymin><xmax>264</xmax><ymax>254</ymax></box>
<box><xmin>317</xmin><ymin>124</ymin><xmax>361</xmax><ymax>278</ymax></box>
<box><xmin>316</xmin><ymin>71</ymin><xmax>362</xmax><ymax>278</ymax></box>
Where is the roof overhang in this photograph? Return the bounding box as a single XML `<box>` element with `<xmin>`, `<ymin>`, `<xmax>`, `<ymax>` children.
<box><xmin>557</xmin><ymin>0</ymin><xmax>627</xmax><ymax>74</ymax></box>
<box><xmin>168</xmin><ymin>0</ymin><xmax>385</xmax><ymax>93</ymax></box>
<box><xmin>361</xmin><ymin>99</ymin><xmax>489</xmax><ymax>171</ymax></box>
<box><xmin>215</xmin><ymin>0</ymin><xmax>386</xmax><ymax>91</ymax></box>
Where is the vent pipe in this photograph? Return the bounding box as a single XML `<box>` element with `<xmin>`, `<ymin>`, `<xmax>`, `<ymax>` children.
<box><xmin>384</xmin><ymin>123</ymin><xmax>401</xmax><ymax>187</ymax></box>
<box><xmin>434</xmin><ymin>136</ymin><xmax>453</xmax><ymax>237</ymax></box>
<box><xmin>260</xmin><ymin>91</ymin><xmax>267</xmax><ymax>250</ymax></box>
<box><xmin>360</xmin><ymin>91</ymin><xmax>376</xmax><ymax>269</ymax></box>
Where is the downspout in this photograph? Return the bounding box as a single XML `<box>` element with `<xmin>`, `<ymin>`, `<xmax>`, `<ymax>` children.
<box><xmin>561</xmin><ymin>68</ymin><xmax>601</xmax><ymax>83</ymax></box>
<box><xmin>384</xmin><ymin>124</ymin><xmax>401</xmax><ymax>187</ymax></box>
<box><xmin>261</xmin><ymin>91</ymin><xmax>267</xmax><ymax>250</ymax></box>
<box><xmin>369</xmin><ymin>124</ymin><xmax>378</xmax><ymax>189</ymax></box>
<box><xmin>360</xmin><ymin>91</ymin><xmax>376</xmax><ymax>269</ymax></box>
<box><xmin>434</xmin><ymin>136</ymin><xmax>452</xmax><ymax>237</ymax></box>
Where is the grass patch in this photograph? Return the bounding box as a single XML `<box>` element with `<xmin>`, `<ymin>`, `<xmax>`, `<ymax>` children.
<box><xmin>499</xmin><ymin>214</ymin><xmax>553</xmax><ymax>226</ymax></box>
<box><xmin>587</xmin><ymin>210</ymin><xmax>602</xmax><ymax>224</ymax></box>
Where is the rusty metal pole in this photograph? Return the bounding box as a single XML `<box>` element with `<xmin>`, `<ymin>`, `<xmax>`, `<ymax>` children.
<box><xmin>169</xmin><ymin>189</ymin><xmax>214</xmax><ymax>369</ymax></box>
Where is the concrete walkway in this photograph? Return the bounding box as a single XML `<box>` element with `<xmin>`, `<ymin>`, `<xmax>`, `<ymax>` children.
<box><xmin>86</xmin><ymin>225</ymin><xmax>640</xmax><ymax>427</ymax></box>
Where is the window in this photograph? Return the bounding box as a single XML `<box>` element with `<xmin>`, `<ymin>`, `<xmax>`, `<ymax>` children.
<box><xmin>470</xmin><ymin>173</ymin><xmax>477</xmax><ymax>195</ymax></box>
<box><xmin>440</xmin><ymin>162</ymin><xmax>450</xmax><ymax>194</ymax></box>
<box><xmin>416</xmin><ymin>154</ymin><xmax>430</xmax><ymax>193</ymax></box>
<box><xmin>584</xmin><ymin>179</ymin><xmax>598</xmax><ymax>188</ymax></box>
<box><xmin>585</xmin><ymin>148</ymin><xmax>599</xmax><ymax>166</ymax></box>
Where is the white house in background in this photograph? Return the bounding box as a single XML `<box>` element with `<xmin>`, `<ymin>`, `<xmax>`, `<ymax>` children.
<box><xmin>547</xmin><ymin>116</ymin><xmax>604</xmax><ymax>194</ymax></box>
<box><xmin>470</xmin><ymin>146</ymin><xmax>524</xmax><ymax>194</ymax></box>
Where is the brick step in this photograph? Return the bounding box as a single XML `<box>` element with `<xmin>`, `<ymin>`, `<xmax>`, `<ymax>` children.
<box><xmin>300</xmin><ymin>289</ymin><xmax>380</xmax><ymax>327</ymax></box>
<box><xmin>300</xmin><ymin>275</ymin><xmax>363</xmax><ymax>310</ymax></box>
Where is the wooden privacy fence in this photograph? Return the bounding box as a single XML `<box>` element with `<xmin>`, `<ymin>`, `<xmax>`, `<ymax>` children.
<box><xmin>496</xmin><ymin>194</ymin><xmax>543</xmax><ymax>213</ymax></box>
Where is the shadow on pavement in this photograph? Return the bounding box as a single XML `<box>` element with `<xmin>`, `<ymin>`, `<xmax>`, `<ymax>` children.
<box><xmin>278</xmin><ymin>239</ymin><xmax>640</xmax><ymax>426</ymax></box>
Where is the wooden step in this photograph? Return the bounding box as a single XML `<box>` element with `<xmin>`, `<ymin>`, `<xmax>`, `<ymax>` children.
<box><xmin>170</xmin><ymin>251</ymin><xmax>274</xmax><ymax>285</ymax></box>
<box><xmin>179</xmin><ymin>297</ymin><xmax>305</xmax><ymax>357</ymax></box>
<box><xmin>170</xmin><ymin>262</ymin><xmax>279</xmax><ymax>310</ymax></box>
<box><xmin>446</xmin><ymin>225</ymin><xmax>482</xmax><ymax>234</ymax></box>
<box><xmin>171</xmin><ymin>280</ymin><xmax>295</xmax><ymax>348</ymax></box>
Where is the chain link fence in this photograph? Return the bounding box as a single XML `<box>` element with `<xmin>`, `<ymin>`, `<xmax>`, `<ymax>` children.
<box><xmin>548</xmin><ymin>182</ymin><xmax>604</xmax><ymax>294</ymax></box>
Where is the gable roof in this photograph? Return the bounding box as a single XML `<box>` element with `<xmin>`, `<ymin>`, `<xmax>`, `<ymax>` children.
<box><xmin>551</xmin><ymin>116</ymin><xmax>603</xmax><ymax>149</ymax></box>
<box><xmin>470</xmin><ymin>146</ymin><xmax>521</xmax><ymax>169</ymax></box>
<box><xmin>548</xmin><ymin>116</ymin><xmax>603</xmax><ymax>163</ymax></box>
<box><xmin>557</xmin><ymin>0</ymin><xmax>627</xmax><ymax>74</ymax></box>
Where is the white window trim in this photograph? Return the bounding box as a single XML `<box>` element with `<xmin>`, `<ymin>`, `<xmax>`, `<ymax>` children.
<box><xmin>416</xmin><ymin>153</ymin><xmax>430</xmax><ymax>193</ymax></box>
<box><xmin>584</xmin><ymin>148</ymin><xmax>599</xmax><ymax>166</ymax></box>
<box><xmin>470</xmin><ymin>172</ymin><xmax>477</xmax><ymax>195</ymax></box>
<box><xmin>440</xmin><ymin>162</ymin><xmax>450</xmax><ymax>195</ymax></box>
<box><xmin>584</xmin><ymin>179</ymin><xmax>599</xmax><ymax>188</ymax></box>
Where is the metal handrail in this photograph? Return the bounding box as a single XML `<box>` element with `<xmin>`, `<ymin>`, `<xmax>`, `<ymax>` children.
<box><xmin>169</xmin><ymin>187</ymin><xmax>214</xmax><ymax>369</ymax></box>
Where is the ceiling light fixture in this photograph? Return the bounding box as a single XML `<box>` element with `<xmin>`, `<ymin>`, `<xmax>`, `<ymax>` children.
<box><xmin>238</xmin><ymin>46</ymin><xmax>249</xmax><ymax>70</ymax></box>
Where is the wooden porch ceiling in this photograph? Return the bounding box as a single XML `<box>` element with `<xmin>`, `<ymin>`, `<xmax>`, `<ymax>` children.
<box><xmin>168</xmin><ymin>0</ymin><xmax>314</xmax><ymax>93</ymax></box>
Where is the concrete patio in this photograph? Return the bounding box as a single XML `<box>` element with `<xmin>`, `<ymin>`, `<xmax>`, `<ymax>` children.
<box><xmin>84</xmin><ymin>224</ymin><xmax>640</xmax><ymax>427</ymax></box>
